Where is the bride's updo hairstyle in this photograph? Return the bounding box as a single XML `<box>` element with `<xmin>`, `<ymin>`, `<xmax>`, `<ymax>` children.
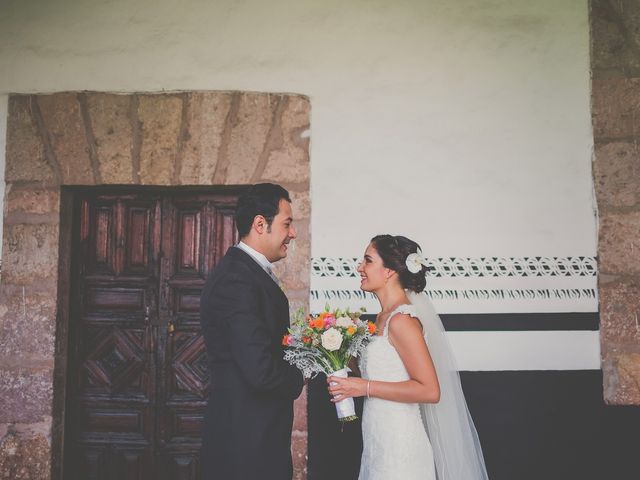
<box><xmin>370</xmin><ymin>234</ymin><xmax>427</xmax><ymax>293</ymax></box>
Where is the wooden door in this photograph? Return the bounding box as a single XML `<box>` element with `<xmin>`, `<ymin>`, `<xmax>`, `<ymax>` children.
<box><xmin>65</xmin><ymin>188</ymin><xmax>240</xmax><ymax>480</ymax></box>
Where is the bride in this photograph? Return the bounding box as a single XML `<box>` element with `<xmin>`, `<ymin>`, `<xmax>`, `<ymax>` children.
<box><xmin>327</xmin><ymin>234</ymin><xmax>489</xmax><ymax>480</ymax></box>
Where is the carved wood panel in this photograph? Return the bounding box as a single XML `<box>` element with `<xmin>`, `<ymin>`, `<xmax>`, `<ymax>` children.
<box><xmin>65</xmin><ymin>189</ymin><xmax>241</xmax><ymax>480</ymax></box>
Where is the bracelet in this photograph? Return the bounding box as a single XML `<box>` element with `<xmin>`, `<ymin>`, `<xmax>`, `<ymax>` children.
<box><xmin>366</xmin><ymin>380</ymin><xmax>371</xmax><ymax>398</ymax></box>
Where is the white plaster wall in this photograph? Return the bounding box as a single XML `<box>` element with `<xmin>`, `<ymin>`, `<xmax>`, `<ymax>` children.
<box><xmin>451</xmin><ymin>330</ymin><xmax>600</xmax><ymax>371</ymax></box>
<box><xmin>0</xmin><ymin>0</ymin><xmax>594</xmax><ymax>256</ymax></box>
<box><xmin>0</xmin><ymin>0</ymin><xmax>596</xmax><ymax>369</ymax></box>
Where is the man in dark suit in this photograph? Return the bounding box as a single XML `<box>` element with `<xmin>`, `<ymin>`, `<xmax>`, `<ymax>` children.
<box><xmin>200</xmin><ymin>183</ymin><xmax>305</xmax><ymax>480</ymax></box>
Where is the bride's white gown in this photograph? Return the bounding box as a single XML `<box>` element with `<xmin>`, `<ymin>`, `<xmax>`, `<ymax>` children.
<box><xmin>358</xmin><ymin>305</ymin><xmax>436</xmax><ymax>480</ymax></box>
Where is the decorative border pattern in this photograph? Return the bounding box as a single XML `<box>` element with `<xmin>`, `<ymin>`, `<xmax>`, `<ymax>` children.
<box><xmin>312</xmin><ymin>256</ymin><xmax>597</xmax><ymax>278</ymax></box>
<box><xmin>311</xmin><ymin>288</ymin><xmax>597</xmax><ymax>302</ymax></box>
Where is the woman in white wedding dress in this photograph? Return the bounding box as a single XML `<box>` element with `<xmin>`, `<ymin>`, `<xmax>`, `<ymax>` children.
<box><xmin>328</xmin><ymin>235</ymin><xmax>489</xmax><ymax>480</ymax></box>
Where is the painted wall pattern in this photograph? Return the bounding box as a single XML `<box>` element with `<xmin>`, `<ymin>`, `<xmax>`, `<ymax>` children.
<box><xmin>311</xmin><ymin>256</ymin><xmax>598</xmax><ymax>313</ymax></box>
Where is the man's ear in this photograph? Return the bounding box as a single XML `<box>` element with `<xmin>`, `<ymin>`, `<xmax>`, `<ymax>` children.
<box><xmin>252</xmin><ymin>215</ymin><xmax>267</xmax><ymax>234</ymax></box>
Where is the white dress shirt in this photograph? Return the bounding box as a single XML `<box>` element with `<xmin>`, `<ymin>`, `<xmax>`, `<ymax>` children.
<box><xmin>236</xmin><ymin>241</ymin><xmax>279</xmax><ymax>284</ymax></box>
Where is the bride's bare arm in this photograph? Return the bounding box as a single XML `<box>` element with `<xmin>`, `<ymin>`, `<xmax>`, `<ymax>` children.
<box><xmin>327</xmin><ymin>314</ymin><xmax>440</xmax><ymax>404</ymax></box>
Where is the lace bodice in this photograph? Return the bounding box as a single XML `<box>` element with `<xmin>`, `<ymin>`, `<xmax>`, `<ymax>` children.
<box><xmin>360</xmin><ymin>304</ymin><xmax>419</xmax><ymax>381</ymax></box>
<box><xmin>358</xmin><ymin>305</ymin><xmax>435</xmax><ymax>480</ymax></box>
<box><xmin>381</xmin><ymin>304</ymin><xmax>419</xmax><ymax>335</ymax></box>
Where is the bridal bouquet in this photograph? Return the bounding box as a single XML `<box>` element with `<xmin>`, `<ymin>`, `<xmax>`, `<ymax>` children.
<box><xmin>282</xmin><ymin>305</ymin><xmax>376</xmax><ymax>422</ymax></box>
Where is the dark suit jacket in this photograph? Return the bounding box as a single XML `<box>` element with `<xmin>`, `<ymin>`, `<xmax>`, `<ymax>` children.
<box><xmin>199</xmin><ymin>246</ymin><xmax>304</xmax><ymax>480</ymax></box>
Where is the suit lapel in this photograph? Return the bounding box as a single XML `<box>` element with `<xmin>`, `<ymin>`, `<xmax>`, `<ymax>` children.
<box><xmin>228</xmin><ymin>246</ymin><xmax>289</xmax><ymax>318</ymax></box>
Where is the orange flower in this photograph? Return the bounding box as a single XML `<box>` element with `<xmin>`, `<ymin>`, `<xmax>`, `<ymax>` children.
<box><xmin>282</xmin><ymin>335</ymin><xmax>290</xmax><ymax>346</ymax></box>
<box><xmin>302</xmin><ymin>336</ymin><xmax>311</xmax><ymax>344</ymax></box>
<box><xmin>311</xmin><ymin>318</ymin><xmax>324</xmax><ymax>329</ymax></box>
<box><xmin>347</xmin><ymin>326</ymin><xmax>357</xmax><ymax>335</ymax></box>
<box><xmin>367</xmin><ymin>322</ymin><xmax>377</xmax><ymax>334</ymax></box>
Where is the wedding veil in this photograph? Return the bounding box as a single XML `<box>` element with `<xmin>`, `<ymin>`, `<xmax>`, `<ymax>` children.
<box><xmin>407</xmin><ymin>291</ymin><xmax>489</xmax><ymax>480</ymax></box>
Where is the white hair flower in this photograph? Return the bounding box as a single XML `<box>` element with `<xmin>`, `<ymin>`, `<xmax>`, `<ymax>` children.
<box><xmin>405</xmin><ymin>248</ymin><xmax>428</xmax><ymax>274</ymax></box>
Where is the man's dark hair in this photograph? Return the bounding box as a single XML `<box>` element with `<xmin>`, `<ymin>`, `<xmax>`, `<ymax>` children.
<box><xmin>235</xmin><ymin>183</ymin><xmax>291</xmax><ymax>238</ymax></box>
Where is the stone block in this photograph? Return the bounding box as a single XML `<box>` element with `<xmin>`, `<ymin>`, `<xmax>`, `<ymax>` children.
<box><xmin>86</xmin><ymin>93</ymin><xmax>135</xmax><ymax>184</ymax></box>
<box><xmin>603</xmin><ymin>352</ymin><xmax>640</xmax><ymax>405</ymax></box>
<box><xmin>4</xmin><ymin>187</ymin><xmax>60</xmax><ymax>217</ymax></box>
<box><xmin>283</xmin><ymin>96</ymin><xmax>311</xmax><ymax>150</ymax></box>
<box><xmin>599</xmin><ymin>278</ymin><xmax>640</xmax><ymax>349</ymax></box>
<box><xmin>261</xmin><ymin>149</ymin><xmax>310</xmax><ymax>185</ymax></box>
<box><xmin>2</xmin><ymin>224</ymin><xmax>60</xmax><ymax>284</ymax></box>
<box><xmin>593</xmin><ymin>141</ymin><xmax>640</xmax><ymax>208</ymax></box>
<box><xmin>178</xmin><ymin>93</ymin><xmax>231</xmax><ymax>185</ymax></box>
<box><xmin>0</xmin><ymin>369</ymin><xmax>53</xmax><ymax>423</ymax></box>
<box><xmin>0</xmin><ymin>432</ymin><xmax>51</xmax><ymax>480</ymax></box>
<box><xmin>591</xmin><ymin>0</ymin><xmax>640</xmax><ymax>71</ymax></box>
<box><xmin>261</xmin><ymin>96</ymin><xmax>310</xmax><ymax>184</ymax></box>
<box><xmin>293</xmin><ymin>386</ymin><xmax>308</xmax><ymax>432</ymax></box>
<box><xmin>0</xmin><ymin>287</ymin><xmax>57</xmax><ymax>358</ymax></box>
<box><xmin>288</xmin><ymin>298</ymin><xmax>310</xmax><ymax>320</ymax></box>
<box><xmin>5</xmin><ymin>96</ymin><xmax>57</xmax><ymax>184</ymax></box>
<box><xmin>291</xmin><ymin>433</ymin><xmax>308</xmax><ymax>480</ymax></box>
<box><xmin>290</xmin><ymin>190</ymin><xmax>311</xmax><ymax>220</ymax></box>
<box><xmin>138</xmin><ymin>94</ymin><xmax>183</xmax><ymax>185</ymax></box>
<box><xmin>223</xmin><ymin>93</ymin><xmax>274</xmax><ymax>184</ymax></box>
<box><xmin>598</xmin><ymin>211</ymin><xmax>640</xmax><ymax>275</ymax></box>
<box><xmin>592</xmin><ymin>76</ymin><xmax>640</xmax><ymax>139</ymax></box>
<box><xmin>37</xmin><ymin>93</ymin><xmax>95</xmax><ymax>185</ymax></box>
<box><xmin>273</xmin><ymin>232</ymin><xmax>310</xmax><ymax>292</ymax></box>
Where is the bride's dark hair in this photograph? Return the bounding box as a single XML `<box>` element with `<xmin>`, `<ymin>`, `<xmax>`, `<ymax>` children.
<box><xmin>370</xmin><ymin>234</ymin><xmax>427</xmax><ymax>293</ymax></box>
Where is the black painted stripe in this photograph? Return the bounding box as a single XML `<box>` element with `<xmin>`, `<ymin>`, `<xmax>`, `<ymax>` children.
<box><xmin>362</xmin><ymin>312</ymin><xmax>599</xmax><ymax>331</ymax></box>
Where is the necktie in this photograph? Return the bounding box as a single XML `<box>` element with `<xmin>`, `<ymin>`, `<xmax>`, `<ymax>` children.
<box><xmin>265</xmin><ymin>266</ymin><xmax>280</xmax><ymax>286</ymax></box>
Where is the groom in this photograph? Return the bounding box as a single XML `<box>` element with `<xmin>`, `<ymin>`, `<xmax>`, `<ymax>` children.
<box><xmin>199</xmin><ymin>183</ymin><xmax>305</xmax><ymax>480</ymax></box>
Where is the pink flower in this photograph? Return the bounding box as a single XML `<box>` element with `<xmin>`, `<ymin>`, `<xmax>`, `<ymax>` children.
<box><xmin>323</xmin><ymin>314</ymin><xmax>336</xmax><ymax>329</ymax></box>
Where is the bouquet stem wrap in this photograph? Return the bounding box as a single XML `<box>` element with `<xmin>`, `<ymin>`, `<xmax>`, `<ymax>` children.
<box><xmin>329</xmin><ymin>368</ymin><xmax>357</xmax><ymax>422</ymax></box>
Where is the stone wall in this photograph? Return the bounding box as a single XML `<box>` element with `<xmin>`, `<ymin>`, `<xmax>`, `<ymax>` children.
<box><xmin>0</xmin><ymin>92</ymin><xmax>311</xmax><ymax>478</ymax></box>
<box><xmin>591</xmin><ymin>0</ymin><xmax>640</xmax><ymax>405</ymax></box>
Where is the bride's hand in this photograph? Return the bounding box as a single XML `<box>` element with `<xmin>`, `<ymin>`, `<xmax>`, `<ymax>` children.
<box><xmin>326</xmin><ymin>375</ymin><xmax>367</xmax><ymax>401</ymax></box>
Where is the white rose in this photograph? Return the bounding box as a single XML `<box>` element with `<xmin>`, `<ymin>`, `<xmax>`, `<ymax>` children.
<box><xmin>321</xmin><ymin>328</ymin><xmax>343</xmax><ymax>351</ymax></box>
<box><xmin>336</xmin><ymin>316</ymin><xmax>354</xmax><ymax>328</ymax></box>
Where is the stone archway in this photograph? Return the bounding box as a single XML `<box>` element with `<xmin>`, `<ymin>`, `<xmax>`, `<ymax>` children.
<box><xmin>0</xmin><ymin>92</ymin><xmax>310</xmax><ymax>479</ymax></box>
